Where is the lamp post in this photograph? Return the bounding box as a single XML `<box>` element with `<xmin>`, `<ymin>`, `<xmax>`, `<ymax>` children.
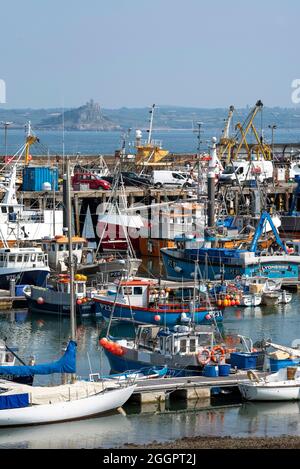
<box><xmin>1</xmin><ymin>121</ymin><xmax>13</xmax><ymax>157</ymax></box>
<box><xmin>268</xmin><ymin>124</ymin><xmax>277</xmax><ymax>157</ymax></box>
<box><xmin>196</xmin><ymin>122</ymin><xmax>203</xmax><ymax>201</ymax></box>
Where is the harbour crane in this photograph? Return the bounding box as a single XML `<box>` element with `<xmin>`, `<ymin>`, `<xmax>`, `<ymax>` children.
<box><xmin>220</xmin><ymin>100</ymin><xmax>273</xmax><ymax>164</ymax></box>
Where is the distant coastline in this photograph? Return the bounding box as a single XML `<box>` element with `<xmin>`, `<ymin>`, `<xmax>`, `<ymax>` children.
<box><xmin>1</xmin><ymin>101</ymin><xmax>300</xmax><ymax>132</ymax></box>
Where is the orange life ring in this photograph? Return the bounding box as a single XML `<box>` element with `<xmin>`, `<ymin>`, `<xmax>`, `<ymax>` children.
<box><xmin>210</xmin><ymin>346</ymin><xmax>225</xmax><ymax>363</ymax></box>
<box><xmin>197</xmin><ymin>349</ymin><xmax>211</xmax><ymax>366</ymax></box>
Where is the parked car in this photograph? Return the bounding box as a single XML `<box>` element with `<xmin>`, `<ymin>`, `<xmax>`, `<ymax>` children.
<box><xmin>102</xmin><ymin>172</ymin><xmax>152</xmax><ymax>187</ymax></box>
<box><xmin>152</xmin><ymin>170</ymin><xmax>195</xmax><ymax>188</ymax></box>
<box><xmin>121</xmin><ymin>172</ymin><xmax>152</xmax><ymax>186</ymax></box>
<box><xmin>72</xmin><ymin>173</ymin><xmax>111</xmax><ymax>190</ymax></box>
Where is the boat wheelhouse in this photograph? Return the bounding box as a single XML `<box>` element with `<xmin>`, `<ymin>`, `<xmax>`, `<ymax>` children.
<box><xmin>0</xmin><ymin>247</ymin><xmax>50</xmax><ymax>289</ymax></box>
<box><xmin>41</xmin><ymin>236</ymin><xmax>87</xmax><ymax>272</ymax></box>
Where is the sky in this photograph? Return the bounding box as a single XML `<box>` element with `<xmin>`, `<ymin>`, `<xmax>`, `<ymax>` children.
<box><xmin>0</xmin><ymin>0</ymin><xmax>300</xmax><ymax>109</ymax></box>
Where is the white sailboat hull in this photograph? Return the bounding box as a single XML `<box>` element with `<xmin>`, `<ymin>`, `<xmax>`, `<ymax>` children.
<box><xmin>239</xmin><ymin>382</ymin><xmax>300</xmax><ymax>401</ymax></box>
<box><xmin>0</xmin><ymin>385</ymin><xmax>135</xmax><ymax>427</ymax></box>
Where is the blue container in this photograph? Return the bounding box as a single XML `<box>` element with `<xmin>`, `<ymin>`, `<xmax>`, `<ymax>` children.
<box><xmin>15</xmin><ymin>285</ymin><xmax>27</xmax><ymax>296</ymax></box>
<box><xmin>203</xmin><ymin>365</ymin><xmax>219</xmax><ymax>377</ymax></box>
<box><xmin>218</xmin><ymin>364</ymin><xmax>231</xmax><ymax>376</ymax></box>
<box><xmin>269</xmin><ymin>358</ymin><xmax>300</xmax><ymax>373</ymax></box>
<box><xmin>23</xmin><ymin>166</ymin><xmax>58</xmax><ymax>191</ymax></box>
<box><xmin>230</xmin><ymin>352</ymin><xmax>258</xmax><ymax>370</ymax></box>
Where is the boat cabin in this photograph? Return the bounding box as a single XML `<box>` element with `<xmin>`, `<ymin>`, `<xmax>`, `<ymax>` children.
<box><xmin>42</xmin><ymin>236</ymin><xmax>87</xmax><ymax>271</ymax></box>
<box><xmin>0</xmin><ymin>247</ymin><xmax>48</xmax><ymax>268</ymax></box>
<box><xmin>56</xmin><ymin>275</ymin><xmax>87</xmax><ymax>299</ymax></box>
<box><xmin>174</xmin><ymin>234</ymin><xmax>204</xmax><ymax>251</ymax></box>
<box><xmin>135</xmin><ymin>324</ymin><xmax>215</xmax><ymax>356</ymax></box>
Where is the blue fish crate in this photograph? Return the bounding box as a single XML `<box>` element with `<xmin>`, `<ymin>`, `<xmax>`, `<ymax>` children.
<box><xmin>269</xmin><ymin>358</ymin><xmax>300</xmax><ymax>372</ymax></box>
<box><xmin>15</xmin><ymin>285</ymin><xmax>28</xmax><ymax>296</ymax></box>
<box><xmin>230</xmin><ymin>352</ymin><xmax>259</xmax><ymax>370</ymax></box>
<box><xmin>203</xmin><ymin>365</ymin><xmax>219</xmax><ymax>377</ymax></box>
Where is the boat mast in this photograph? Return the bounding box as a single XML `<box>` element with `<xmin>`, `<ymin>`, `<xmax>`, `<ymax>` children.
<box><xmin>147</xmin><ymin>104</ymin><xmax>155</xmax><ymax>144</ymax></box>
<box><xmin>66</xmin><ymin>158</ymin><xmax>77</xmax><ymax>382</ymax></box>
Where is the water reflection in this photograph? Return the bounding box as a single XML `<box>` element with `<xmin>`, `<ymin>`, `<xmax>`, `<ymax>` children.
<box><xmin>0</xmin><ymin>413</ymin><xmax>132</xmax><ymax>449</ymax></box>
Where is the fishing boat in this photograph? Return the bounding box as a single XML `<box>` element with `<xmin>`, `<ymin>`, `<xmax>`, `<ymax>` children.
<box><xmin>262</xmin><ymin>289</ymin><xmax>293</xmax><ymax>306</ymax></box>
<box><xmin>100</xmin><ymin>324</ymin><xmax>255</xmax><ymax>377</ymax></box>
<box><xmin>24</xmin><ymin>274</ymin><xmax>94</xmax><ymax>317</ymax></box>
<box><xmin>93</xmin><ymin>278</ymin><xmax>223</xmax><ymax>326</ymax></box>
<box><xmin>0</xmin><ymin>158</ymin><xmax>135</xmax><ymax>427</ymax></box>
<box><xmin>238</xmin><ymin>367</ymin><xmax>300</xmax><ymax>401</ymax></box>
<box><xmin>240</xmin><ymin>293</ymin><xmax>262</xmax><ymax>307</ymax></box>
<box><xmin>41</xmin><ymin>235</ymin><xmax>141</xmax><ymax>282</ymax></box>
<box><xmin>0</xmin><ymin>164</ymin><xmax>63</xmax><ymax>245</ymax></box>
<box><xmin>161</xmin><ymin>211</ymin><xmax>300</xmax><ymax>282</ymax></box>
<box><xmin>0</xmin><ymin>246</ymin><xmax>50</xmax><ymax>289</ymax></box>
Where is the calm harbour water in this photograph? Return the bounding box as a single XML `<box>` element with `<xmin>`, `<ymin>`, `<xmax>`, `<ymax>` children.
<box><xmin>0</xmin><ymin>263</ymin><xmax>300</xmax><ymax>448</ymax></box>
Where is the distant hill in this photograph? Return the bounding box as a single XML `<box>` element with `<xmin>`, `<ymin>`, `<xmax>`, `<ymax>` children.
<box><xmin>0</xmin><ymin>102</ymin><xmax>300</xmax><ymax>132</ymax></box>
<box><xmin>38</xmin><ymin>99</ymin><xmax>121</xmax><ymax>131</ymax></box>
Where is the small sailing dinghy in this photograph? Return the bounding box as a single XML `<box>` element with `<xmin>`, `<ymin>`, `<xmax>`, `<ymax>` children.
<box><xmin>0</xmin><ymin>159</ymin><xmax>135</xmax><ymax>427</ymax></box>
<box><xmin>238</xmin><ymin>367</ymin><xmax>300</xmax><ymax>401</ymax></box>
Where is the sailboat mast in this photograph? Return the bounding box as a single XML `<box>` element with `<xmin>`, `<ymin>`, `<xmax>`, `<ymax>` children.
<box><xmin>66</xmin><ymin>158</ymin><xmax>76</xmax><ymax>343</ymax></box>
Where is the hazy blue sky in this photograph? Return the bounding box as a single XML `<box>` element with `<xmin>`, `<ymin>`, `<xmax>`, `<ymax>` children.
<box><xmin>0</xmin><ymin>0</ymin><xmax>299</xmax><ymax>108</ymax></box>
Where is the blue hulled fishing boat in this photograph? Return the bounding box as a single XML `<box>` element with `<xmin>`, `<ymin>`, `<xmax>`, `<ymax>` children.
<box><xmin>93</xmin><ymin>279</ymin><xmax>223</xmax><ymax>327</ymax></box>
<box><xmin>161</xmin><ymin>212</ymin><xmax>300</xmax><ymax>282</ymax></box>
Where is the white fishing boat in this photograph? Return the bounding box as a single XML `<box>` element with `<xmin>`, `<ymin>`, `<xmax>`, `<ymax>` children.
<box><xmin>240</xmin><ymin>293</ymin><xmax>261</xmax><ymax>307</ymax></box>
<box><xmin>262</xmin><ymin>290</ymin><xmax>293</xmax><ymax>306</ymax></box>
<box><xmin>0</xmin><ymin>159</ymin><xmax>135</xmax><ymax>427</ymax></box>
<box><xmin>0</xmin><ymin>165</ymin><xmax>63</xmax><ymax>244</ymax></box>
<box><xmin>0</xmin><ymin>246</ymin><xmax>50</xmax><ymax>289</ymax></box>
<box><xmin>238</xmin><ymin>367</ymin><xmax>300</xmax><ymax>401</ymax></box>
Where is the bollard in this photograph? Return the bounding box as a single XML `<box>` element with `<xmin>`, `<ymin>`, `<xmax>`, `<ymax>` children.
<box><xmin>9</xmin><ymin>278</ymin><xmax>16</xmax><ymax>298</ymax></box>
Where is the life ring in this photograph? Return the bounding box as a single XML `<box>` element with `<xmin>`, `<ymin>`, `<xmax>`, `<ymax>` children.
<box><xmin>197</xmin><ymin>349</ymin><xmax>211</xmax><ymax>366</ymax></box>
<box><xmin>247</xmin><ymin>370</ymin><xmax>260</xmax><ymax>383</ymax></box>
<box><xmin>210</xmin><ymin>346</ymin><xmax>225</xmax><ymax>363</ymax></box>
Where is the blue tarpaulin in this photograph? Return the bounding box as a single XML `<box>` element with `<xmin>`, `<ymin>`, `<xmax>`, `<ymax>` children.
<box><xmin>0</xmin><ymin>393</ymin><xmax>29</xmax><ymax>410</ymax></box>
<box><xmin>0</xmin><ymin>340</ymin><xmax>76</xmax><ymax>377</ymax></box>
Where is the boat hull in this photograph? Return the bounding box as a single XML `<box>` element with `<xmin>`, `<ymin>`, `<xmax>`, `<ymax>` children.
<box><xmin>161</xmin><ymin>249</ymin><xmax>300</xmax><ymax>282</ymax></box>
<box><xmin>239</xmin><ymin>383</ymin><xmax>300</xmax><ymax>401</ymax></box>
<box><xmin>104</xmin><ymin>340</ymin><xmax>204</xmax><ymax>377</ymax></box>
<box><xmin>94</xmin><ymin>300</ymin><xmax>223</xmax><ymax>326</ymax></box>
<box><xmin>0</xmin><ymin>385</ymin><xmax>135</xmax><ymax>427</ymax></box>
<box><xmin>0</xmin><ymin>269</ymin><xmax>49</xmax><ymax>290</ymax></box>
<box><xmin>25</xmin><ymin>296</ymin><xmax>94</xmax><ymax>317</ymax></box>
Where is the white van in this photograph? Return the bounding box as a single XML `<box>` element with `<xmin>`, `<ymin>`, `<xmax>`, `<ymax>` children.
<box><xmin>219</xmin><ymin>160</ymin><xmax>273</xmax><ymax>185</ymax></box>
<box><xmin>152</xmin><ymin>170</ymin><xmax>195</xmax><ymax>188</ymax></box>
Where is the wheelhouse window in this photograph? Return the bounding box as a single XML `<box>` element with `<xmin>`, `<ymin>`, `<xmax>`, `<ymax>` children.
<box><xmin>123</xmin><ymin>287</ymin><xmax>133</xmax><ymax>295</ymax></box>
<box><xmin>133</xmin><ymin>287</ymin><xmax>143</xmax><ymax>295</ymax></box>
<box><xmin>31</xmin><ymin>254</ymin><xmax>36</xmax><ymax>262</ymax></box>
<box><xmin>8</xmin><ymin>255</ymin><xmax>16</xmax><ymax>263</ymax></box>
<box><xmin>17</xmin><ymin>255</ymin><xmax>23</xmax><ymax>263</ymax></box>
<box><xmin>189</xmin><ymin>339</ymin><xmax>196</xmax><ymax>353</ymax></box>
<box><xmin>24</xmin><ymin>255</ymin><xmax>29</xmax><ymax>262</ymax></box>
<box><xmin>180</xmin><ymin>339</ymin><xmax>187</xmax><ymax>353</ymax></box>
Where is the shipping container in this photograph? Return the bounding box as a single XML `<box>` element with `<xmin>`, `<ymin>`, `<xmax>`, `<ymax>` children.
<box><xmin>22</xmin><ymin>166</ymin><xmax>58</xmax><ymax>191</ymax></box>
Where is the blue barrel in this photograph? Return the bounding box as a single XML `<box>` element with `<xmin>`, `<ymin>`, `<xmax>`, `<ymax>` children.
<box><xmin>218</xmin><ymin>364</ymin><xmax>231</xmax><ymax>377</ymax></box>
<box><xmin>203</xmin><ymin>365</ymin><xmax>219</xmax><ymax>377</ymax></box>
